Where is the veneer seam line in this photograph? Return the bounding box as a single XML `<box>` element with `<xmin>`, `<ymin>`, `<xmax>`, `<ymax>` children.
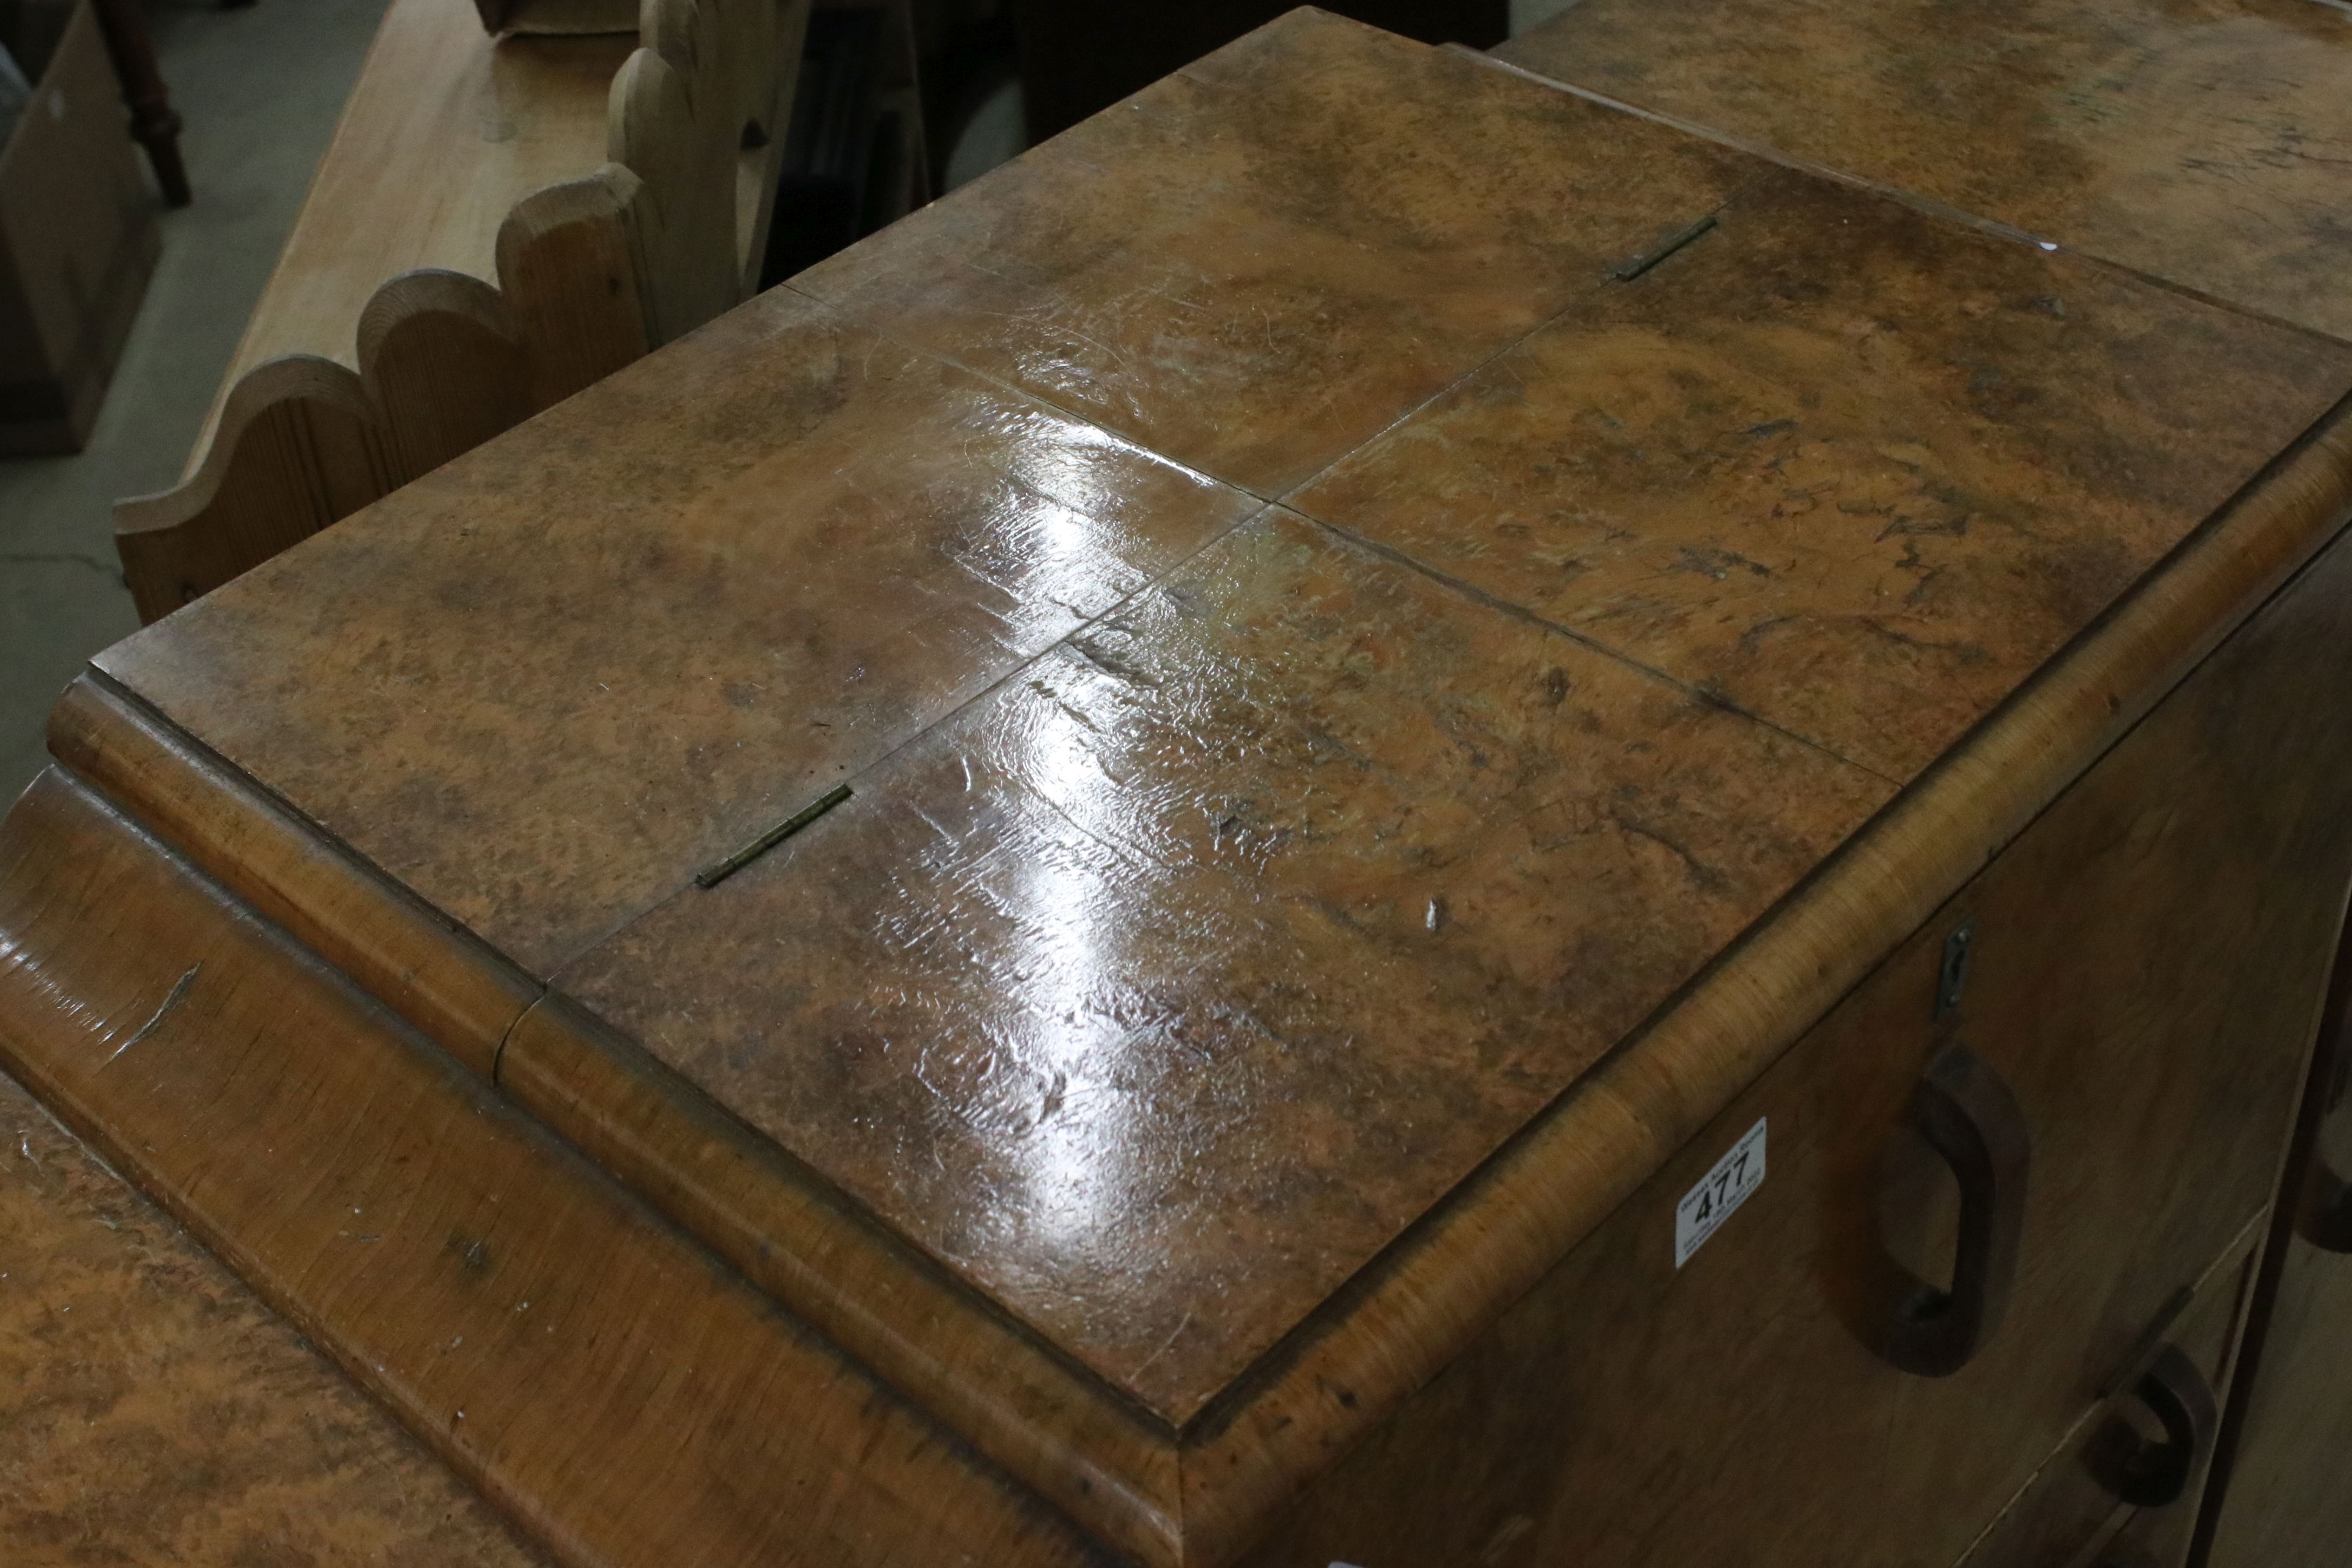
<box><xmin>1217</xmin><ymin>388</ymin><xmax>2352</xmax><ymax>1439</ymax></box>
<box><xmin>780</xmin><ymin>155</ymin><xmax>1788</xmax><ymax>518</ymax></box>
<box><xmin>1159</xmin><ymin>406</ymin><xmax>2352</xmax><ymax>1558</ymax></box>
<box><xmin>537</xmin><ymin>487</ymin><xmax>1284</xmax><ymax>969</ymax></box>
<box><xmin>1465</xmin><ymin>47</ymin><xmax>2352</xmax><ymax>350</ymax></box>
<box><xmin>1276</xmin><ymin>499</ymin><xmax>1898</xmax><ymax>787</ymax></box>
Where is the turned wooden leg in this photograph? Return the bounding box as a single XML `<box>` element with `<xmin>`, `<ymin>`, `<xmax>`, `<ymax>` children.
<box><xmin>87</xmin><ymin>0</ymin><xmax>191</xmax><ymax>207</ymax></box>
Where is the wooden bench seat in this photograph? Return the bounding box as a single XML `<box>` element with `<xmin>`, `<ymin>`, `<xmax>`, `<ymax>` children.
<box><xmin>111</xmin><ymin>0</ymin><xmax>922</xmax><ymax>625</ymax></box>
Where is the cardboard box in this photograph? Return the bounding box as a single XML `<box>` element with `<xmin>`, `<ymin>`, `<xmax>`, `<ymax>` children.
<box><xmin>0</xmin><ymin>0</ymin><xmax>158</xmax><ymax>456</ymax></box>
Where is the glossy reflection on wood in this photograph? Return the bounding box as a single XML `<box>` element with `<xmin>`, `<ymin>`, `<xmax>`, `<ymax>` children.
<box><xmin>0</xmin><ymin>1070</ymin><xmax>548</xmax><ymax>1568</ymax></box>
<box><xmin>1293</xmin><ymin>167</ymin><xmax>2352</xmax><ymax>780</ymax></box>
<box><xmin>96</xmin><ymin>289</ymin><xmax>1260</xmax><ymax>976</ymax></box>
<box><xmin>793</xmin><ymin>8</ymin><xmax>1763</xmax><ymax>496</ymax></box>
<box><xmin>1495</xmin><ymin>0</ymin><xmax>2352</xmax><ymax>341</ymax></box>
<box><xmin>17</xmin><ymin>12</ymin><xmax>2352</xmax><ymax>1568</ymax></box>
<box><xmin>552</xmin><ymin>508</ymin><xmax>1892</xmax><ymax>1417</ymax></box>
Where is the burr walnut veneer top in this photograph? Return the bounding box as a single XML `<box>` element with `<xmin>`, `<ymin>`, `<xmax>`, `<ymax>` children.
<box><xmin>1500</xmin><ymin>0</ymin><xmax>2352</xmax><ymax>340</ymax></box>
<box><xmin>84</xmin><ymin>11</ymin><xmax>2352</xmax><ymax>1430</ymax></box>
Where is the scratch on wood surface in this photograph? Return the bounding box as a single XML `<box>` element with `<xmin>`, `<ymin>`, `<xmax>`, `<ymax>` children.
<box><xmin>104</xmin><ymin>965</ymin><xmax>201</xmax><ymax>1067</ymax></box>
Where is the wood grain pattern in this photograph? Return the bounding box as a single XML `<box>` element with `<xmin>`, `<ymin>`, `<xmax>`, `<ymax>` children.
<box><xmin>1</xmin><ymin>1069</ymin><xmax>551</xmax><ymax>1568</ymax></box>
<box><xmin>1290</xmin><ymin>165</ymin><xmax>2352</xmax><ymax>779</ymax></box>
<box><xmin>113</xmin><ymin>356</ymin><xmax>394</xmax><ymax>623</ymax></box>
<box><xmin>74</xmin><ymin>20</ymin><xmax>2352</xmax><ymax>1563</ymax></box>
<box><xmin>112</xmin><ymin>0</ymin><xmax>832</xmax><ymax>625</ymax></box>
<box><xmin>614</xmin><ymin>0</ymin><xmax>816</xmax><ymax>334</ymax></box>
<box><xmin>549</xmin><ymin>505</ymin><xmax>1890</xmax><ymax>1422</ymax></box>
<box><xmin>1493</xmin><ymin>0</ymin><xmax>2352</xmax><ymax>341</ymax></box>
<box><xmin>1866</xmin><ymin>522</ymin><xmax>2352</xmax><ymax>1558</ymax></box>
<box><xmin>210</xmin><ymin>1</ymin><xmax>629</xmax><ymax>393</ymax></box>
<box><xmin>44</xmin><ymin>671</ymin><xmax>540</xmax><ymax>1078</ymax></box>
<box><xmin>791</xmin><ymin>8</ymin><xmax>1763</xmax><ymax>496</ymax></box>
<box><xmin>0</xmin><ymin>768</ymin><xmax>1110</xmax><ymax>1568</ymax></box>
<box><xmin>110</xmin><ymin>404</ymin><xmax>2352</xmax><ymax>1568</ymax></box>
<box><xmin>111</xmin><ymin>183</ymin><xmax>652</xmax><ymax>623</ymax></box>
<box><xmin>1168</xmin><ymin>403</ymin><xmax>2352</xmax><ymax>1568</ymax></box>
<box><xmin>100</xmin><ymin>285</ymin><xmax>1262</xmax><ymax>978</ymax></box>
<box><xmin>360</xmin><ymin>269</ymin><xmax>537</xmax><ymax>486</ymax></box>
<box><xmin>1961</xmin><ymin>1231</ymin><xmax>2258</xmax><ymax>1568</ymax></box>
<box><xmin>498</xmin><ymin>503</ymin><xmax>1886</xmax><ymax>1562</ymax></box>
<box><xmin>34</xmin><ymin>15</ymin><xmax>2352</xmax><ymax>1566</ymax></box>
<box><xmin>1236</xmin><ymin>488</ymin><xmax>2352</xmax><ymax>1568</ymax></box>
<box><xmin>499</xmin><ymin>992</ymin><xmax>1187</xmax><ymax>1567</ymax></box>
<box><xmin>108</xmin><ymin>0</ymin><xmax>632</xmax><ymax>620</ymax></box>
<box><xmin>495</xmin><ymin>169</ymin><xmax>654</xmax><ymax>410</ymax></box>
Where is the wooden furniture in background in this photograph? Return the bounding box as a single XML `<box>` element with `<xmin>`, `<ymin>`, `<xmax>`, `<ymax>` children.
<box><xmin>0</xmin><ymin>770</ymin><xmax>1103</xmax><ymax>1567</ymax></box>
<box><xmin>1012</xmin><ymin>0</ymin><xmax>1504</xmax><ymax>141</ymax></box>
<box><xmin>762</xmin><ymin>0</ymin><xmax>926</xmax><ymax>282</ymax></box>
<box><xmin>5</xmin><ymin>8</ymin><xmax>2350</xmax><ymax>1568</ymax></box>
<box><xmin>87</xmin><ymin>0</ymin><xmax>187</xmax><ymax>205</ymax></box>
<box><xmin>0</xmin><ymin>0</ymin><xmax>159</xmax><ymax>454</ymax></box>
<box><xmin>110</xmin><ymin>0</ymin><xmax>928</xmax><ymax>626</ymax></box>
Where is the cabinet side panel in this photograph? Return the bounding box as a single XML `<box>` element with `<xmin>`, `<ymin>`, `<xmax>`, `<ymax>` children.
<box><xmin>1237</xmin><ymin>524</ymin><xmax>2352</xmax><ymax>1568</ymax></box>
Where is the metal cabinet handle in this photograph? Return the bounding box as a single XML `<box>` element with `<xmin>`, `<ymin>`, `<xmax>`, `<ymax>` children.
<box><xmin>1879</xmin><ymin>1046</ymin><xmax>2032</xmax><ymax>1377</ymax></box>
<box><xmin>2088</xmin><ymin>1343</ymin><xmax>2217</xmax><ymax>1508</ymax></box>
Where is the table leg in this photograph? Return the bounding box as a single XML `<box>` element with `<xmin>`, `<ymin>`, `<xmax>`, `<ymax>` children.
<box><xmin>88</xmin><ymin>0</ymin><xmax>191</xmax><ymax>208</ymax></box>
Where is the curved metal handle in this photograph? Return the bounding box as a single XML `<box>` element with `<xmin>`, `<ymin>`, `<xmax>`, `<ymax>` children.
<box><xmin>1879</xmin><ymin>1046</ymin><xmax>2032</xmax><ymax>1377</ymax></box>
<box><xmin>2088</xmin><ymin>1343</ymin><xmax>2217</xmax><ymax>1508</ymax></box>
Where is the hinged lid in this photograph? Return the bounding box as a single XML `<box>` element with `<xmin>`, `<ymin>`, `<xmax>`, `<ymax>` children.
<box><xmin>82</xmin><ymin>12</ymin><xmax>2352</xmax><ymax>1565</ymax></box>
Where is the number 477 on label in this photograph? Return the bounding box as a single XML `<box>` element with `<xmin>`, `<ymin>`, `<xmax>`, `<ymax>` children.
<box><xmin>1674</xmin><ymin>1118</ymin><xmax>1766</xmax><ymax>1268</ymax></box>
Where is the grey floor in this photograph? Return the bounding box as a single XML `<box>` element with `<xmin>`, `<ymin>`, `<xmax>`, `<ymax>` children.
<box><xmin>0</xmin><ymin>0</ymin><xmax>389</xmax><ymax>802</ymax></box>
<box><xmin>0</xmin><ymin>0</ymin><xmax>1575</xmax><ymax>806</ymax></box>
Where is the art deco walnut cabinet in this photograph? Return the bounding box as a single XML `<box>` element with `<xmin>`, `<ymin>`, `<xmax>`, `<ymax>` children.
<box><xmin>6</xmin><ymin>8</ymin><xmax>2352</xmax><ymax>1566</ymax></box>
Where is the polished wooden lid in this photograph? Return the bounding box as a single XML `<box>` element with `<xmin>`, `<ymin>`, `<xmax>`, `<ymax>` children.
<box><xmin>1500</xmin><ymin>0</ymin><xmax>2352</xmax><ymax>341</ymax></box>
<box><xmin>71</xmin><ymin>8</ymin><xmax>2352</xmax><ymax>1556</ymax></box>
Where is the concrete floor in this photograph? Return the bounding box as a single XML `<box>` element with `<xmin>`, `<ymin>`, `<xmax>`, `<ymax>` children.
<box><xmin>0</xmin><ymin>0</ymin><xmax>1574</xmax><ymax>806</ymax></box>
<box><xmin>0</xmin><ymin>0</ymin><xmax>390</xmax><ymax>803</ymax></box>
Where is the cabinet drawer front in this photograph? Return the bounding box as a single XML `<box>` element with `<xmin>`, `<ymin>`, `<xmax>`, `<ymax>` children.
<box><xmin>1237</xmin><ymin>530</ymin><xmax>2352</xmax><ymax>1568</ymax></box>
<box><xmin>1960</xmin><ymin>1238</ymin><xmax>2255</xmax><ymax>1568</ymax></box>
<box><xmin>1878</xmin><ymin>523</ymin><xmax>2352</xmax><ymax>1554</ymax></box>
